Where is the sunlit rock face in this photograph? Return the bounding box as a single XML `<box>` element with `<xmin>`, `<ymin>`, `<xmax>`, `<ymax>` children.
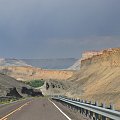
<box><xmin>81</xmin><ymin>48</ymin><xmax>120</xmax><ymax>68</ymax></box>
<box><xmin>0</xmin><ymin>66</ymin><xmax>74</xmax><ymax>81</ymax></box>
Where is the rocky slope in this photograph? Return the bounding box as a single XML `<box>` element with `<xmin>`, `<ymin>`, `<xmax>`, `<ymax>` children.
<box><xmin>0</xmin><ymin>66</ymin><xmax>74</xmax><ymax>81</ymax></box>
<box><xmin>66</xmin><ymin>48</ymin><xmax>120</xmax><ymax>110</ymax></box>
<box><xmin>40</xmin><ymin>80</ymin><xmax>70</xmax><ymax>96</ymax></box>
<box><xmin>42</xmin><ymin>48</ymin><xmax>120</xmax><ymax>110</ymax></box>
<box><xmin>0</xmin><ymin>73</ymin><xmax>43</xmax><ymax>98</ymax></box>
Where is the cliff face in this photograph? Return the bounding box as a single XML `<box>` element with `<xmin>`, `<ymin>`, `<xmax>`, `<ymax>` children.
<box><xmin>0</xmin><ymin>66</ymin><xmax>74</xmax><ymax>81</ymax></box>
<box><xmin>65</xmin><ymin>48</ymin><xmax>120</xmax><ymax>110</ymax></box>
<box><xmin>68</xmin><ymin>50</ymin><xmax>103</xmax><ymax>70</ymax></box>
<box><xmin>81</xmin><ymin>48</ymin><xmax>120</xmax><ymax>67</ymax></box>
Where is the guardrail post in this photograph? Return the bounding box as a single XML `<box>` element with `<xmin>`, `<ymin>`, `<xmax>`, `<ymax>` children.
<box><xmin>88</xmin><ymin>111</ymin><xmax>90</xmax><ymax>118</ymax></box>
<box><xmin>89</xmin><ymin>101</ymin><xmax>92</xmax><ymax>105</ymax></box>
<box><xmin>95</xmin><ymin>113</ymin><xmax>99</xmax><ymax>120</ymax></box>
<box><xmin>95</xmin><ymin>101</ymin><xmax>98</xmax><ymax>106</ymax></box>
<box><xmin>85</xmin><ymin>109</ymin><xmax>88</xmax><ymax>117</ymax></box>
<box><xmin>93</xmin><ymin>112</ymin><xmax>96</xmax><ymax>120</ymax></box>
<box><xmin>82</xmin><ymin>108</ymin><xmax>85</xmax><ymax>114</ymax></box>
<box><xmin>71</xmin><ymin>105</ymin><xmax>73</xmax><ymax>110</ymax></box>
<box><xmin>110</xmin><ymin>104</ymin><xmax>114</xmax><ymax>110</ymax></box>
<box><xmin>79</xmin><ymin>107</ymin><xmax>81</xmax><ymax>113</ymax></box>
<box><xmin>102</xmin><ymin>115</ymin><xmax>106</xmax><ymax>120</ymax></box>
<box><xmin>101</xmin><ymin>103</ymin><xmax>106</xmax><ymax>108</ymax></box>
<box><xmin>85</xmin><ymin>100</ymin><xmax>87</xmax><ymax>104</ymax></box>
<box><xmin>76</xmin><ymin>106</ymin><xmax>79</xmax><ymax>112</ymax></box>
<box><xmin>89</xmin><ymin>111</ymin><xmax>93</xmax><ymax>120</ymax></box>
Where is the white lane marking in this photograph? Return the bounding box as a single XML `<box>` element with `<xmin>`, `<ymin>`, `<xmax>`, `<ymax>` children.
<box><xmin>48</xmin><ymin>99</ymin><xmax>72</xmax><ymax>120</ymax></box>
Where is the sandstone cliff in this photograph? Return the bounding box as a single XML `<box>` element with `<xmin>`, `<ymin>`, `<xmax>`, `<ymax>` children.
<box><xmin>68</xmin><ymin>50</ymin><xmax>102</xmax><ymax>70</ymax></box>
<box><xmin>81</xmin><ymin>48</ymin><xmax>120</xmax><ymax>67</ymax></box>
<box><xmin>0</xmin><ymin>66</ymin><xmax>74</xmax><ymax>81</ymax></box>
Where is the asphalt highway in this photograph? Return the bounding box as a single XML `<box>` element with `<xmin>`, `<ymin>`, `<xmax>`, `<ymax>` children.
<box><xmin>0</xmin><ymin>98</ymin><xmax>70</xmax><ymax>120</ymax></box>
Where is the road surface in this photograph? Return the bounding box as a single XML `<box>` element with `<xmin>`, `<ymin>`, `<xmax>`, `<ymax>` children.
<box><xmin>0</xmin><ymin>98</ymin><xmax>70</xmax><ymax>120</ymax></box>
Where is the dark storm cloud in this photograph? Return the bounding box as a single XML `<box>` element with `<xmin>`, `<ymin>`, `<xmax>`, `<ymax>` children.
<box><xmin>0</xmin><ymin>0</ymin><xmax>120</xmax><ymax>58</ymax></box>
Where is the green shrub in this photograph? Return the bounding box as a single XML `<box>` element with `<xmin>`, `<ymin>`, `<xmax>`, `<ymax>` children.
<box><xmin>25</xmin><ymin>80</ymin><xmax>44</xmax><ymax>88</ymax></box>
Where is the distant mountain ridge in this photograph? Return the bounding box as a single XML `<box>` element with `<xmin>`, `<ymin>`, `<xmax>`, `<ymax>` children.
<box><xmin>21</xmin><ymin>58</ymin><xmax>78</xmax><ymax>69</ymax></box>
<box><xmin>0</xmin><ymin>58</ymin><xmax>30</xmax><ymax>66</ymax></box>
<box><xmin>0</xmin><ymin>58</ymin><xmax>78</xmax><ymax>70</ymax></box>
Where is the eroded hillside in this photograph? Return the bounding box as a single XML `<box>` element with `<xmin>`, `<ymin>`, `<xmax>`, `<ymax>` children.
<box><xmin>0</xmin><ymin>73</ymin><xmax>43</xmax><ymax>98</ymax></box>
<box><xmin>66</xmin><ymin>48</ymin><xmax>120</xmax><ymax>110</ymax></box>
<box><xmin>0</xmin><ymin>66</ymin><xmax>74</xmax><ymax>81</ymax></box>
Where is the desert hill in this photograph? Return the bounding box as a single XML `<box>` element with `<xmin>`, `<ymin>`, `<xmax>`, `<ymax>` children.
<box><xmin>41</xmin><ymin>48</ymin><xmax>120</xmax><ymax>110</ymax></box>
<box><xmin>66</xmin><ymin>48</ymin><xmax>120</xmax><ymax>110</ymax></box>
<box><xmin>0</xmin><ymin>66</ymin><xmax>74</xmax><ymax>81</ymax></box>
<box><xmin>0</xmin><ymin>73</ymin><xmax>43</xmax><ymax>98</ymax></box>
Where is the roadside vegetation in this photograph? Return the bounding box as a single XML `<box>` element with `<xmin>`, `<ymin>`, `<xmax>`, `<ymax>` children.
<box><xmin>24</xmin><ymin>80</ymin><xmax>44</xmax><ymax>88</ymax></box>
<box><xmin>0</xmin><ymin>97</ymin><xmax>24</xmax><ymax>105</ymax></box>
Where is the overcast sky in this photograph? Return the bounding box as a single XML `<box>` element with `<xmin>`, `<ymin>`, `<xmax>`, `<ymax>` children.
<box><xmin>0</xmin><ymin>0</ymin><xmax>120</xmax><ymax>58</ymax></box>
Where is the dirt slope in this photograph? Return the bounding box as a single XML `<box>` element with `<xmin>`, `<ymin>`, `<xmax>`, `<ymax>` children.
<box><xmin>66</xmin><ymin>48</ymin><xmax>120</xmax><ymax>110</ymax></box>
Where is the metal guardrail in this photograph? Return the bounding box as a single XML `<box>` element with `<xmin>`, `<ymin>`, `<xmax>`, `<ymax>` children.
<box><xmin>52</xmin><ymin>96</ymin><xmax>120</xmax><ymax>120</ymax></box>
